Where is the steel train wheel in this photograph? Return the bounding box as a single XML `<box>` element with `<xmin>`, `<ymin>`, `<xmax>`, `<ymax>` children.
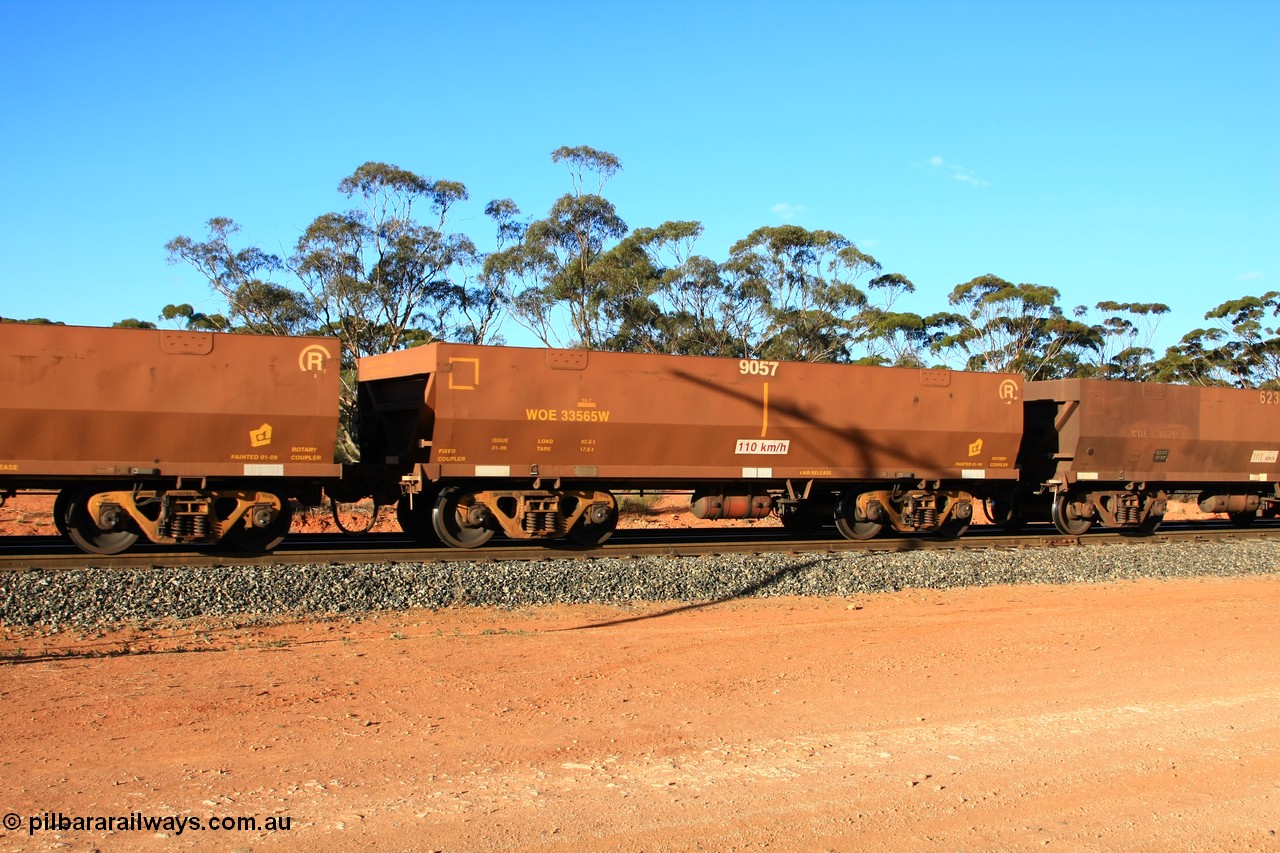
<box><xmin>835</xmin><ymin>516</ymin><xmax>884</xmax><ymax>540</ymax></box>
<box><xmin>52</xmin><ymin>489</ymin><xmax>73</xmax><ymax>538</ymax></box>
<box><xmin>780</xmin><ymin>505</ymin><xmax>827</xmax><ymax>536</ymax></box>
<box><xmin>567</xmin><ymin>493</ymin><xmax>618</xmax><ymax>547</ymax></box>
<box><xmin>222</xmin><ymin>497</ymin><xmax>294</xmax><ymax>553</ymax></box>
<box><xmin>396</xmin><ymin>492</ymin><xmax>443</xmax><ymax>546</ymax></box>
<box><xmin>983</xmin><ymin>497</ymin><xmax>1024</xmax><ymax>532</ymax></box>
<box><xmin>432</xmin><ymin>486</ymin><xmax>495</xmax><ymax>549</ymax></box>
<box><xmin>834</xmin><ymin>492</ymin><xmax>884</xmax><ymax>540</ymax></box>
<box><xmin>1228</xmin><ymin>510</ymin><xmax>1257</xmax><ymax>528</ymax></box>
<box><xmin>936</xmin><ymin>516</ymin><xmax>970</xmax><ymax>539</ymax></box>
<box><xmin>1050</xmin><ymin>492</ymin><xmax>1093</xmax><ymax>536</ymax></box>
<box><xmin>63</xmin><ymin>486</ymin><xmax>140</xmax><ymax>555</ymax></box>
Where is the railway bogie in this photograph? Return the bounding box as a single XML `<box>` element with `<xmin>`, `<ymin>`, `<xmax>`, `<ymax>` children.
<box><xmin>55</xmin><ymin>481</ymin><xmax>297</xmax><ymax>554</ymax></box>
<box><xmin>839</xmin><ymin>486</ymin><xmax>975</xmax><ymax>538</ymax></box>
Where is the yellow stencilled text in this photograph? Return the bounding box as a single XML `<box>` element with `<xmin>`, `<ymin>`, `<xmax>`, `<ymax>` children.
<box><xmin>526</xmin><ymin>408</ymin><xmax>611</xmax><ymax>423</ymax></box>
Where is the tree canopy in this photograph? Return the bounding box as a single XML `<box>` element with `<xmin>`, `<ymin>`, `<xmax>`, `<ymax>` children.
<box><xmin>144</xmin><ymin>145</ymin><xmax>1276</xmax><ymax>416</ymax></box>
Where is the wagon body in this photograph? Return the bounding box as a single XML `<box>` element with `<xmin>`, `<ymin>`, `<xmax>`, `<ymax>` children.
<box><xmin>359</xmin><ymin>344</ymin><xmax>1025</xmax><ymax>486</ymax></box>
<box><xmin>1021</xmin><ymin>378</ymin><xmax>1280</xmax><ymax>533</ymax></box>
<box><xmin>1023</xmin><ymin>379</ymin><xmax>1280</xmax><ymax>487</ymax></box>
<box><xmin>0</xmin><ymin>324</ymin><xmax>342</xmax><ymax>554</ymax></box>
<box><xmin>0</xmin><ymin>324</ymin><xmax>342</xmax><ymax>484</ymax></box>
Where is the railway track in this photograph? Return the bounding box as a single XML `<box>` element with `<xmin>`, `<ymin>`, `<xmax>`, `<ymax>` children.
<box><xmin>2</xmin><ymin>520</ymin><xmax>1277</xmax><ymax>572</ymax></box>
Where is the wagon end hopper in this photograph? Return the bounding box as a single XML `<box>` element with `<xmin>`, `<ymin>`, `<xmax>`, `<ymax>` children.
<box><xmin>0</xmin><ymin>325</ymin><xmax>343</xmax><ymax>553</ymax></box>
<box><xmin>357</xmin><ymin>345</ymin><xmax>1024</xmax><ymax>545</ymax></box>
<box><xmin>1023</xmin><ymin>379</ymin><xmax>1280</xmax><ymax>533</ymax></box>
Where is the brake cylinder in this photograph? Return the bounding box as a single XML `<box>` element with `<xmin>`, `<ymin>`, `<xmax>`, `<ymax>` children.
<box><xmin>689</xmin><ymin>492</ymin><xmax>773</xmax><ymax>520</ymax></box>
<box><xmin>1198</xmin><ymin>493</ymin><xmax>1259</xmax><ymax>514</ymax></box>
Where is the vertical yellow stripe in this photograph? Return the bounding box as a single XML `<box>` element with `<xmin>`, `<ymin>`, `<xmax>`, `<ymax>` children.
<box><xmin>760</xmin><ymin>382</ymin><xmax>769</xmax><ymax>438</ymax></box>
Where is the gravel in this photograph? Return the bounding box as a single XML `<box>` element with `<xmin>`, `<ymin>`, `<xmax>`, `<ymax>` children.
<box><xmin>4</xmin><ymin>539</ymin><xmax>1280</xmax><ymax>629</ymax></box>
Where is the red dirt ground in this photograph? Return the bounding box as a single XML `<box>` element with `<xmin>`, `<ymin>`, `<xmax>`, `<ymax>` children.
<box><xmin>2</xmin><ymin>577</ymin><xmax>1279</xmax><ymax>850</ymax></box>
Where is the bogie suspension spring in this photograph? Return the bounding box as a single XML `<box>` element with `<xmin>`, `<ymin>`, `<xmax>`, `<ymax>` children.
<box><xmin>163</xmin><ymin>497</ymin><xmax>212</xmax><ymax>540</ymax></box>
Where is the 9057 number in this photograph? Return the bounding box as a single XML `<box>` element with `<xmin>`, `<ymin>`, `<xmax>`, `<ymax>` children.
<box><xmin>739</xmin><ymin>359</ymin><xmax>779</xmax><ymax>377</ymax></box>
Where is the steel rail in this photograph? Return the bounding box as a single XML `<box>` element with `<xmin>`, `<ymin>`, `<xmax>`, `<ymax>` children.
<box><xmin>0</xmin><ymin>520</ymin><xmax>1276</xmax><ymax>573</ymax></box>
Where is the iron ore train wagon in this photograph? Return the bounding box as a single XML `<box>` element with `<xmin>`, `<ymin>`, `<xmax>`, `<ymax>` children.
<box><xmin>2</xmin><ymin>324</ymin><xmax>1277</xmax><ymax>554</ymax></box>
<box><xmin>355</xmin><ymin>343</ymin><xmax>1025</xmax><ymax>547</ymax></box>
<box><xmin>1013</xmin><ymin>378</ymin><xmax>1280</xmax><ymax>533</ymax></box>
<box><xmin>0</xmin><ymin>324</ymin><xmax>341</xmax><ymax>553</ymax></box>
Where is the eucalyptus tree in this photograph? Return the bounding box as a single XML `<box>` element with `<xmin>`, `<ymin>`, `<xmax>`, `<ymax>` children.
<box><xmin>1090</xmin><ymin>300</ymin><xmax>1169</xmax><ymax>380</ymax></box>
<box><xmin>167</xmin><ymin>161</ymin><xmax>492</xmax><ymax>460</ymax></box>
<box><xmin>592</xmin><ymin>221</ymin><xmax>743</xmax><ymax>356</ymax></box>
<box><xmin>848</xmin><ymin>273</ymin><xmax>933</xmax><ymax>367</ymax></box>
<box><xmin>292</xmin><ymin>161</ymin><xmax>484</xmax><ymax>358</ymax></box>
<box><xmin>160</xmin><ymin>303</ymin><xmax>231</xmax><ymax>331</ymax></box>
<box><xmin>486</xmin><ymin>146</ymin><xmax>629</xmax><ymax>349</ymax></box>
<box><xmin>1153</xmin><ymin>292</ymin><xmax>1280</xmax><ymax>387</ymax></box>
<box><xmin>720</xmin><ymin>225</ymin><xmax>881</xmax><ymax>362</ymax></box>
<box><xmin>929</xmin><ymin>274</ymin><xmax>1100</xmax><ymax>378</ymax></box>
<box><xmin>164</xmin><ymin>217</ymin><xmax>314</xmax><ymax>336</ymax></box>
<box><xmin>1202</xmin><ymin>292</ymin><xmax>1280</xmax><ymax>388</ymax></box>
<box><xmin>1148</xmin><ymin>333</ymin><xmax>1228</xmax><ymax>386</ymax></box>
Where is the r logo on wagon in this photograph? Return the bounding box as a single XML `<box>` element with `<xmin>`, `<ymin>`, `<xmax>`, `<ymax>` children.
<box><xmin>298</xmin><ymin>344</ymin><xmax>332</xmax><ymax>373</ymax></box>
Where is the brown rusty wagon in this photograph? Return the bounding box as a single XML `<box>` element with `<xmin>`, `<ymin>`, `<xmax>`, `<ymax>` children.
<box><xmin>0</xmin><ymin>324</ymin><xmax>342</xmax><ymax>553</ymax></box>
<box><xmin>356</xmin><ymin>344</ymin><xmax>1026</xmax><ymax>547</ymax></box>
<box><xmin>1018</xmin><ymin>379</ymin><xmax>1280</xmax><ymax>534</ymax></box>
<box><xmin>19</xmin><ymin>326</ymin><xmax>1276</xmax><ymax>555</ymax></box>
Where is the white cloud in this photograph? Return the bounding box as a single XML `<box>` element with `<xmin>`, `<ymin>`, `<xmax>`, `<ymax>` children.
<box><xmin>771</xmin><ymin>202</ymin><xmax>804</xmax><ymax>221</ymax></box>
<box><xmin>951</xmin><ymin>171</ymin><xmax>988</xmax><ymax>187</ymax></box>
<box><xmin>1238</xmin><ymin>271</ymin><xmax>1265</xmax><ymax>281</ymax></box>
<box><xmin>927</xmin><ymin>156</ymin><xmax>988</xmax><ymax>187</ymax></box>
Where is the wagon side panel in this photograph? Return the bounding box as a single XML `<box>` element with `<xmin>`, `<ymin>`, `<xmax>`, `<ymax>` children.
<box><xmin>0</xmin><ymin>325</ymin><xmax>343</xmax><ymax>483</ymax></box>
<box><xmin>1024</xmin><ymin>379</ymin><xmax>1280</xmax><ymax>486</ymax></box>
<box><xmin>361</xmin><ymin>346</ymin><xmax>1023</xmax><ymax>485</ymax></box>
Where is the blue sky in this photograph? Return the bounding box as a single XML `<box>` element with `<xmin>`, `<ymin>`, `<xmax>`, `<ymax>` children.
<box><xmin>2</xmin><ymin>0</ymin><xmax>1277</xmax><ymax>355</ymax></box>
